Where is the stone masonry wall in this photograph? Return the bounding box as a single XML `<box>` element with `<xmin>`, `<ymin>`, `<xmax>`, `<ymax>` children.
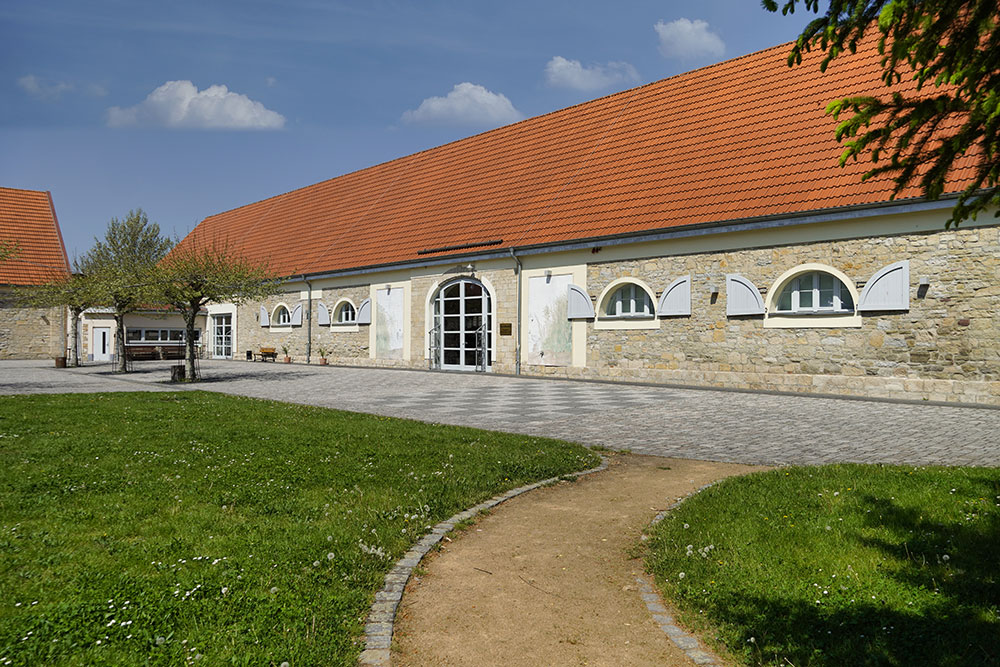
<box><xmin>238</xmin><ymin>287</ymin><xmax>370</xmax><ymax>364</ymax></box>
<box><xmin>0</xmin><ymin>291</ymin><xmax>65</xmax><ymax>360</ymax></box>
<box><xmin>561</xmin><ymin>224</ymin><xmax>999</xmax><ymax>404</ymax></box>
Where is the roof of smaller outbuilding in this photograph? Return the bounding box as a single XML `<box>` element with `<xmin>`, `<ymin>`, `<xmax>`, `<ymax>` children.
<box><xmin>175</xmin><ymin>34</ymin><xmax>978</xmax><ymax>278</ymax></box>
<box><xmin>0</xmin><ymin>187</ymin><xmax>71</xmax><ymax>286</ymax></box>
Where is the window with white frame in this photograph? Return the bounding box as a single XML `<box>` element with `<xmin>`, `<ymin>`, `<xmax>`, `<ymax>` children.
<box><xmin>274</xmin><ymin>306</ymin><xmax>291</xmax><ymax>325</ymax></box>
<box><xmin>775</xmin><ymin>271</ymin><xmax>855</xmax><ymax>314</ymax></box>
<box><xmin>605</xmin><ymin>283</ymin><xmax>654</xmax><ymax>318</ymax></box>
<box><xmin>336</xmin><ymin>302</ymin><xmax>356</xmax><ymax>324</ymax></box>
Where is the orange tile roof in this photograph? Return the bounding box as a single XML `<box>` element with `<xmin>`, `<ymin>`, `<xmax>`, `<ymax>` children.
<box><xmin>0</xmin><ymin>187</ymin><xmax>71</xmax><ymax>286</ymax></box>
<box><xmin>177</xmin><ymin>35</ymin><xmax>977</xmax><ymax>278</ymax></box>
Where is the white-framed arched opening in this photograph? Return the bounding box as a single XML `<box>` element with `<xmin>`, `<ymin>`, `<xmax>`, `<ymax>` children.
<box><xmin>594</xmin><ymin>277</ymin><xmax>660</xmax><ymax>330</ymax></box>
<box><xmin>764</xmin><ymin>263</ymin><xmax>861</xmax><ymax>328</ymax></box>
<box><xmin>330</xmin><ymin>298</ymin><xmax>359</xmax><ymax>332</ymax></box>
<box><xmin>425</xmin><ymin>275</ymin><xmax>497</xmax><ymax>371</ymax></box>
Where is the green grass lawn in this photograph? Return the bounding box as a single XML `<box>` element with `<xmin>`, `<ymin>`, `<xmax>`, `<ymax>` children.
<box><xmin>645</xmin><ymin>464</ymin><xmax>1000</xmax><ymax>666</ymax></box>
<box><xmin>0</xmin><ymin>392</ymin><xmax>599</xmax><ymax>666</ymax></box>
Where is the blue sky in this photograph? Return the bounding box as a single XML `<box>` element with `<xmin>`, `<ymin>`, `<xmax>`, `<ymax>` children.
<box><xmin>1</xmin><ymin>1</ymin><xmax>812</xmax><ymax>259</ymax></box>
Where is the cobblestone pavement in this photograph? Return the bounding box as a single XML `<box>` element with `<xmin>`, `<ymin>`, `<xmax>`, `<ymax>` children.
<box><xmin>2</xmin><ymin>359</ymin><xmax>998</xmax><ymax>466</ymax></box>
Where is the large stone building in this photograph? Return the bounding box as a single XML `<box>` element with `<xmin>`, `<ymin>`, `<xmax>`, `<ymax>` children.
<box><xmin>0</xmin><ymin>187</ymin><xmax>70</xmax><ymax>360</ymax></box>
<box><xmin>174</xmin><ymin>37</ymin><xmax>999</xmax><ymax>406</ymax></box>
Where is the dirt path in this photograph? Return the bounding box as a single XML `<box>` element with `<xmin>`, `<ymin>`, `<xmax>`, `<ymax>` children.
<box><xmin>392</xmin><ymin>454</ymin><xmax>759</xmax><ymax>666</ymax></box>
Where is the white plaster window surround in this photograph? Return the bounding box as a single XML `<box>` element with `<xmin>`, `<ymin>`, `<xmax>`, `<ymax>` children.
<box><xmin>331</xmin><ymin>299</ymin><xmax>359</xmax><ymax>332</ymax></box>
<box><xmin>764</xmin><ymin>263</ymin><xmax>862</xmax><ymax>328</ymax></box>
<box><xmin>269</xmin><ymin>303</ymin><xmax>299</xmax><ymax>332</ymax></box>
<box><xmin>594</xmin><ymin>277</ymin><xmax>660</xmax><ymax>330</ymax></box>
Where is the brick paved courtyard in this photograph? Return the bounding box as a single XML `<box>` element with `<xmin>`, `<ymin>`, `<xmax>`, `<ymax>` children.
<box><xmin>2</xmin><ymin>359</ymin><xmax>997</xmax><ymax>466</ymax></box>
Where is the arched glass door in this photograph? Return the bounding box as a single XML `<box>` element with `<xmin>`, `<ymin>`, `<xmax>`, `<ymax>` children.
<box><xmin>431</xmin><ymin>279</ymin><xmax>492</xmax><ymax>371</ymax></box>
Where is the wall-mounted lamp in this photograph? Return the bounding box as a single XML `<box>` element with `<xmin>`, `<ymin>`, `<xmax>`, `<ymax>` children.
<box><xmin>544</xmin><ymin>269</ymin><xmax>552</xmax><ymax>282</ymax></box>
<box><xmin>466</xmin><ymin>263</ymin><xmax>475</xmax><ymax>273</ymax></box>
<box><xmin>917</xmin><ymin>276</ymin><xmax>930</xmax><ymax>299</ymax></box>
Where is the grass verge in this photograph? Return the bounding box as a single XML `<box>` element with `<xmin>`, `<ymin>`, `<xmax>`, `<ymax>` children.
<box><xmin>645</xmin><ymin>464</ymin><xmax>1000</xmax><ymax>666</ymax></box>
<box><xmin>0</xmin><ymin>392</ymin><xmax>599</xmax><ymax>666</ymax></box>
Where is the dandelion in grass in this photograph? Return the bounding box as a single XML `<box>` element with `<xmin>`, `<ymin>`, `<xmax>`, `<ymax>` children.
<box><xmin>270</xmin><ymin>587</ymin><xmax>278</xmax><ymax>594</ymax></box>
<box><xmin>327</xmin><ymin>552</ymin><xmax>335</xmax><ymax>561</ymax></box>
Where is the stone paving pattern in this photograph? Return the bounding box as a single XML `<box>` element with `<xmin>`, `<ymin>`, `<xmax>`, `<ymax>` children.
<box><xmin>1</xmin><ymin>360</ymin><xmax>998</xmax><ymax>467</ymax></box>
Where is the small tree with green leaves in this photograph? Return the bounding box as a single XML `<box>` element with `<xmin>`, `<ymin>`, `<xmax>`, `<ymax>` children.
<box><xmin>764</xmin><ymin>0</ymin><xmax>1000</xmax><ymax>226</ymax></box>
<box><xmin>160</xmin><ymin>242</ymin><xmax>279</xmax><ymax>380</ymax></box>
<box><xmin>82</xmin><ymin>209</ymin><xmax>173</xmax><ymax>372</ymax></box>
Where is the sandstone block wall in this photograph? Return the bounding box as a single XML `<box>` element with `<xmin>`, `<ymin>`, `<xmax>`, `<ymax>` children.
<box><xmin>0</xmin><ymin>291</ymin><xmax>65</xmax><ymax>359</ymax></box>
<box><xmin>572</xmin><ymin>224</ymin><xmax>999</xmax><ymax>404</ymax></box>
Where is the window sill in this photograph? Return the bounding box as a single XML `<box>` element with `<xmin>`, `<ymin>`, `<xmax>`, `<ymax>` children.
<box><xmin>763</xmin><ymin>313</ymin><xmax>862</xmax><ymax>329</ymax></box>
<box><xmin>268</xmin><ymin>326</ymin><xmax>292</xmax><ymax>333</ymax></box>
<box><xmin>330</xmin><ymin>323</ymin><xmax>360</xmax><ymax>333</ymax></box>
<box><xmin>593</xmin><ymin>317</ymin><xmax>660</xmax><ymax>331</ymax></box>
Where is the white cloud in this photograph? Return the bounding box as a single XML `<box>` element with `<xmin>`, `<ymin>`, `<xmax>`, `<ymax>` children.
<box><xmin>17</xmin><ymin>75</ymin><xmax>73</xmax><ymax>100</ymax></box>
<box><xmin>654</xmin><ymin>18</ymin><xmax>725</xmax><ymax>60</ymax></box>
<box><xmin>544</xmin><ymin>56</ymin><xmax>639</xmax><ymax>92</ymax></box>
<box><xmin>106</xmin><ymin>80</ymin><xmax>285</xmax><ymax>130</ymax></box>
<box><xmin>401</xmin><ymin>83</ymin><xmax>522</xmax><ymax>127</ymax></box>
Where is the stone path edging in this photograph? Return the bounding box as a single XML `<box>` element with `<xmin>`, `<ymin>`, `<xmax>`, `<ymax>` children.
<box><xmin>357</xmin><ymin>457</ymin><xmax>609</xmax><ymax>666</ymax></box>
<box><xmin>636</xmin><ymin>480</ymin><xmax>729</xmax><ymax>666</ymax></box>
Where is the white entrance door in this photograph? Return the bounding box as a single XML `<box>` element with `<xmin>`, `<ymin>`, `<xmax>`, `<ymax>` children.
<box><xmin>212</xmin><ymin>315</ymin><xmax>232</xmax><ymax>359</ymax></box>
<box><xmin>432</xmin><ymin>279</ymin><xmax>492</xmax><ymax>371</ymax></box>
<box><xmin>93</xmin><ymin>327</ymin><xmax>112</xmax><ymax>362</ymax></box>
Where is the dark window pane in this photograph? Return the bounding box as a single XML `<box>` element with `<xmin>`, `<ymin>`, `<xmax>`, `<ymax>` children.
<box><xmin>444</xmin><ymin>284</ymin><xmax>460</xmax><ymax>298</ymax></box>
<box><xmin>464</xmin><ymin>351</ymin><xmax>477</xmax><ymax>366</ymax></box>
<box><xmin>444</xmin><ymin>349</ymin><xmax>460</xmax><ymax>364</ymax></box>
<box><xmin>465</xmin><ymin>316</ymin><xmax>482</xmax><ymax>330</ymax></box>
<box><xmin>464</xmin><ymin>333</ymin><xmax>478</xmax><ymax>348</ymax></box>
<box><xmin>444</xmin><ymin>299</ymin><xmax>460</xmax><ymax>315</ymax></box>
<box><xmin>444</xmin><ymin>333</ymin><xmax>460</xmax><ymax>347</ymax></box>
<box><xmin>465</xmin><ymin>283</ymin><xmax>483</xmax><ymax>297</ymax></box>
<box><xmin>126</xmin><ymin>329</ymin><xmax>140</xmax><ymax>342</ymax></box>
<box><xmin>465</xmin><ymin>299</ymin><xmax>482</xmax><ymax>314</ymax></box>
<box><xmin>444</xmin><ymin>316</ymin><xmax>460</xmax><ymax>331</ymax></box>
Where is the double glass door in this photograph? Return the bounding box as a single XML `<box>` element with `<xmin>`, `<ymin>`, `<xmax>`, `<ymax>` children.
<box><xmin>213</xmin><ymin>314</ymin><xmax>232</xmax><ymax>359</ymax></box>
<box><xmin>432</xmin><ymin>279</ymin><xmax>492</xmax><ymax>371</ymax></box>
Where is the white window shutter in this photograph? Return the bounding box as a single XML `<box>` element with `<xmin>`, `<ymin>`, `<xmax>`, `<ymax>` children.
<box><xmin>290</xmin><ymin>304</ymin><xmax>303</xmax><ymax>326</ymax></box>
<box><xmin>858</xmin><ymin>260</ymin><xmax>909</xmax><ymax>311</ymax></box>
<box><xmin>657</xmin><ymin>275</ymin><xmax>691</xmax><ymax>316</ymax></box>
<box><xmin>726</xmin><ymin>274</ymin><xmax>765</xmax><ymax>316</ymax></box>
<box><xmin>356</xmin><ymin>298</ymin><xmax>372</xmax><ymax>325</ymax></box>
<box><xmin>566</xmin><ymin>284</ymin><xmax>595</xmax><ymax>319</ymax></box>
<box><xmin>259</xmin><ymin>305</ymin><xmax>270</xmax><ymax>327</ymax></box>
<box><xmin>317</xmin><ymin>302</ymin><xmax>330</xmax><ymax>326</ymax></box>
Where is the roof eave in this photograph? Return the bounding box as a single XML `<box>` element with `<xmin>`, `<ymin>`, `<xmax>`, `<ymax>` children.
<box><xmin>286</xmin><ymin>196</ymin><xmax>959</xmax><ymax>283</ymax></box>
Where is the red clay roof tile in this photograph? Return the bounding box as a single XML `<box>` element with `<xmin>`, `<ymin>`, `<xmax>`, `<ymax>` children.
<box><xmin>176</xmin><ymin>35</ymin><xmax>977</xmax><ymax>277</ymax></box>
<box><xmin>0</xmin><ymin>187</ymin><xmax>71</xmax><ymax>286</ymax></box>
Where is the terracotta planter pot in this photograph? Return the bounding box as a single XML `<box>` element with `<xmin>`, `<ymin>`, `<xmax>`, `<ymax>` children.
<box><xmin>283</xmin><ymin>356</ymin><xmax>291</xmax><ymax>363</ymax></box>
<box><xmin>319</xmin><ymin>358</ymin><xmax>328</xmax><ymax>366</ymax></box>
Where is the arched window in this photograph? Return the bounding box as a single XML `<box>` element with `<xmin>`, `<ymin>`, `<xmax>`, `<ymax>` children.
<box><xmin>605</xmin><ymin>283</ymin><xmax>653</xmax><ymax>318</ymax></box>
<box><xmin>274</xmin><ymin>305</ymin><xmax>291</xmax><ymax>325</ymax></box>
<box><xmin>336</xmin><ymin>302</ymin><xmax>356</xmax><ymax>323</ymax></box>
<box><xmin>774</xmin><ymin>271</ymin><xmax>855</xmax><ymax>314</ymax></box>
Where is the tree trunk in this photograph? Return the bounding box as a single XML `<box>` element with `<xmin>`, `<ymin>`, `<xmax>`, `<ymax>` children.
<box><xmin>68</xmin><ymin>306</ymin><xmax>82</xmax><ymax>367</ymax></box>
<box><xmin>183</xmin><ymin>300</ymin><xmax>201</xmax><ymax>382</ymax></box>
<box><xmin>114</xmin><ymin>312</ymin><xmax>128</xmax><ymax>373</ymax></box>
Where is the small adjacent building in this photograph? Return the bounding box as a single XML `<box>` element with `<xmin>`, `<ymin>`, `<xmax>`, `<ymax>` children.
<box><xmin>0</xmin><ymin>187</ymin><xmax>70</xmax><ymax>360</ymax></box>
<box><xmin>175</xmin><ymin>37</ymin><xmax>999</xmax><ymax>405</ymax></box>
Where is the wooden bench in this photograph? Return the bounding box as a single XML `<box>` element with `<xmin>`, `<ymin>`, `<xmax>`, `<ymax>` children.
<box><xmin>256</xmin><ymin>347</ymin><xmax>277</xmax><ymax>362</ymax></box>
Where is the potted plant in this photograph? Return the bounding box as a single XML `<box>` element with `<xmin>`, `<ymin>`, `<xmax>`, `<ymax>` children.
<box><xmin>317</xmin><ymin>347</ymin><xmax>329</xmax><ymax>366</ymax></box>
<box><xmin>281</xmin><ymin>344</ymin><xmax>291</xmax><ymax>363</ymax></box>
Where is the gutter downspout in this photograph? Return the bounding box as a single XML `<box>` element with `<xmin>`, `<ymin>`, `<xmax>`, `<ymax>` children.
<box><xmin>303</xmin><ymin>275</ymin><xmax>312</xmax><ymax>364</ymax></box>
<box><xmin>509</xmin><ymin>248</ymin><xmax>522</xmax><ymax>375</ymax></box>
